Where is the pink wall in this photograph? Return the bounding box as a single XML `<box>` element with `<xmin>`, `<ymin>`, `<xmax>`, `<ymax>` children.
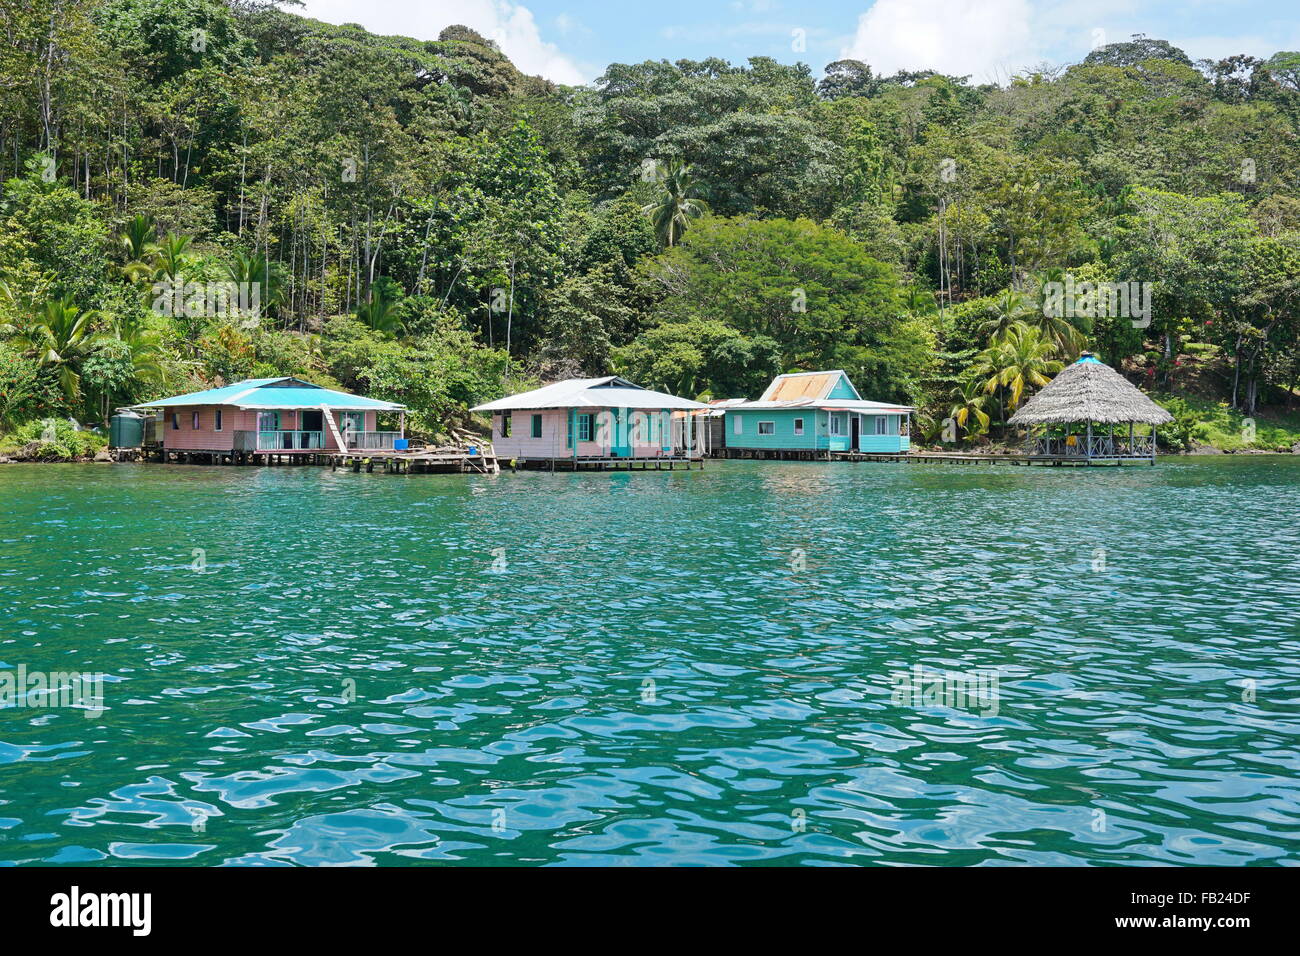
<box><xmin>162</xmin><ymin>406</ymin><xmax>376</xmax><ymax>452</ymax></box>
<box><xmin>491</xmin><ymin>407</ymin><xmax>676</xmax><ymax>459</ymax></box>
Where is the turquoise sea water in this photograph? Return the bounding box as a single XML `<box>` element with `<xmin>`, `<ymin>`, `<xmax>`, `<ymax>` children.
<box><xmin>0</xmin><ymin>458</ymin><xmax>1297</xmax><ymax>866</ymax></box>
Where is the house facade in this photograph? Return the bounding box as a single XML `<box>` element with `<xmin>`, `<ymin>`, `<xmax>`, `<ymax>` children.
<box><xmin>471</xmin><ymin>376</ymin><xmax>709</xmax><ymax>465</ymax></box>
<box><xmin>138</xmin><ymin>377</ymin><xmax>406</xmax><ymax>458</ymax></box>
<box><xmin>725</xmin><ymin>370</ymin><xmax>912</xmax><ymax>456</ymax></box>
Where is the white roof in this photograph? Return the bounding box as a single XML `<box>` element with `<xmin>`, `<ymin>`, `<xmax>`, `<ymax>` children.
<box><xmin>471</xmin><ymin>376</ymin><xmax>708</xmax><ymax>412</ymax></box>
<box><xmin>729</xmin><ymin>398</ymin><xmax>913</xmax><ymax>413</ymax></box>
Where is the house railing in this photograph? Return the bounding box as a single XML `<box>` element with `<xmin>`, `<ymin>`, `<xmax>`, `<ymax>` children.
<box><xmin>233</xmin><ymin>429</ymin><xmax>324</xmax><ymax>451</ymax></box>
<box><xmin>1027</xmin><ymin>434</ymin><xmax>1155</xmax><ymax>458</ymax></box>
<box><xmin>232</xmin><ymin>429</ymin><xmax>400</xmax><ymax>452</ymax></box>
<box><xmin>260</xmin><ymin>429</ymin><xmax>324</xmax><ymax>450</ymax></box>
<box><xmin>345</xmin><ymin>431</ymin><xmax>401</xmax><ymax>450</ymax></box>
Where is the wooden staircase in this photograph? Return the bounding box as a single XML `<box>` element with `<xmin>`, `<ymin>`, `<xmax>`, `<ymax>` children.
<box><xmin>321</xmin><ymin>404</ymin><xmax>350</xmax><ymax>451</ymax></box>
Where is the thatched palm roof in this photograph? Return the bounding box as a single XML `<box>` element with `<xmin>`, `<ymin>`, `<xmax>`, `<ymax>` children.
<box><xmin>1009</xmin><ymin>354</ymin><xmax>1173</xmax><ymax>426</ymax></box>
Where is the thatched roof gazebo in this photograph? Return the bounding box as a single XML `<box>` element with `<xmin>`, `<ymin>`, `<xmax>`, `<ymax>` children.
<box><xmin>1008</xmin><ymin>353</ymin><xmax>1173</xmax><ymax>464</ymax></box>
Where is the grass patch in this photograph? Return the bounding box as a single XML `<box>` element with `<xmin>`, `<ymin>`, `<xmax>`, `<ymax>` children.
<box><xmin>1154</xmin><ymin>394</ymin><xmax>1300</xmax><ymax>452</ymax></box>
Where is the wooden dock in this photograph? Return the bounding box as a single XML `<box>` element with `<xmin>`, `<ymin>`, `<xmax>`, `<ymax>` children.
<box><xmin>329</xmin><ymin>448</ymin><xmax>500</xmax><ymax>474</ymax></box>
<box><xmin>830</xmin><ymin>451</ymin><xmax>1155</xmax><ymax>467</ymax></box>
<box><xmin>146</xmin><ymin>442</ymin><xmax>501</xmax><ymax>474</ymax></box>
<box><xmin>512</xmin><ymin>455</ymin><xmax>704</xmax><ymax>472</ymax></box>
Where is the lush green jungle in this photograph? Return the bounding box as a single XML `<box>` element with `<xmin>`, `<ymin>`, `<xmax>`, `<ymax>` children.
<box><xmin>3</xmin><ymin>1</ymin><xmax>1300</xmax><ymax>458</ymax></box>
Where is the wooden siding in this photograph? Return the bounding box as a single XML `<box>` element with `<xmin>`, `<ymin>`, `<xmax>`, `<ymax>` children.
<box><xmin>727</xmin><ymin>409</ymin><xmax>825</xmax><ymax>450</ymax></box>
<box><xmin>728</xmin><ymin>408</ymin><xmax>908</xmax><ymax>453</ymax></box>
<box><xmin>491</xmin><ymin>407</ymin><xmax>676</xmax><ymax>459</ymax></box>
<box><xmin>825</xmin><ymin>375</ymin><xmax>860</xmax><ymax>400</ymax></box>
<box><xmin>162</xmin><ymin>406</ymin><xmax>376</xmax><ymax>452</ymax></box>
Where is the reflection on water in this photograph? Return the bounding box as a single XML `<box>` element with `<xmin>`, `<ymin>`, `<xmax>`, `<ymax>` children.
<box><xmin>0</xmin><ymin>458</ymin><xmax>1298</xmax><ymax>866</ymax></box>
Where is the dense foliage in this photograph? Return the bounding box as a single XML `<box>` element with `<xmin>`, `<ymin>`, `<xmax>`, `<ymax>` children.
<box><xmin>2</xmin><ymin>4</ymin><xmax>1300</xmax><ymax>448</ymax></box>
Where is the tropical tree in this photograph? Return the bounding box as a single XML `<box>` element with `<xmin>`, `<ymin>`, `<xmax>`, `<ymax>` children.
<box><xmin>151</xmin><ymin>233</ymin><xmax>193</xmax><ymax>284</ymax></box>
<box><xmin>4</xmin><ymin>297</ymin><xmax>105</xmax><ymax>407</ymax></box>
<box><xmin>116</xmin><ymin>214</ymin><xmax>160</xmax><ymax>285</ymax></box>
<box><xmin>978</xmin><ymin>288</ymin><xmax>1038</xmax><ymax>341</ymax></box>
<box><xmin>642</xmin><ymin>160</ymin><xmax>710</xmax><ymax>247</ymax></box>
<box><xmin>356</xmin><ymin>276</ymin><xmax>405</xmax><ymax>336</ymax></box>
<box><xmin>224</xmin><ymin>250</ymin><xmax>283</xmax><ymax>322</ymax></box>
<box><xmin>948</xmin><ymin>376</ymin><xmax>992</xmax><ymax>441</ymax></box>
<box><xmin>971</xmin><ymin>323</ymin><xmax>1063</xmax><ymax>426</ymax></box>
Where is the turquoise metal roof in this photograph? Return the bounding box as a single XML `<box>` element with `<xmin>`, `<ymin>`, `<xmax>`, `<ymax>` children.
<box><xmin>139</xmin><ymin>378</ymin><xmax>405</xmax><ymax>411</ymax></box>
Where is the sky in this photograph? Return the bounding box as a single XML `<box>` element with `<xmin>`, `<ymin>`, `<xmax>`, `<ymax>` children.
<box><xmin>294</xmin><ymin>0</ymin><xmax>1300</xmax><ymax>86</ymax></box>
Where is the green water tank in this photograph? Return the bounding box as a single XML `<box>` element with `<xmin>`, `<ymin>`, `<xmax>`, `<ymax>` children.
<box><xmin>109</xmin><ymin>409</ymin><xmax>144</xmax><ymax>448</ymax></box>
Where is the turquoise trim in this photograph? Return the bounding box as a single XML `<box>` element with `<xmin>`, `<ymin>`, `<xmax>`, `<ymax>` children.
<box><xmin>825</xmin><ymin>374</ymin><xmax>861</xmax><ymax>400</ymax></box>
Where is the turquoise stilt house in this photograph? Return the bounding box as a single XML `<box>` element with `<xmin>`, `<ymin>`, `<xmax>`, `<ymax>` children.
<box><xmin>723</xmin><ymin>370</ymin><xmax>912</xmax><ymax>459</ymax></box>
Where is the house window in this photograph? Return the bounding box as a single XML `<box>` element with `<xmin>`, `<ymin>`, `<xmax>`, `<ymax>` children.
<box><xmin>214</xmin><ymin>409</ymin><xmax>223</xmax><ymax>431</ymax></box>
<box><xmin>732</xmin><ymin>414</ymin><xmax>743</xmax><ymax>435</ymax></box>
<box><xmin>793</xmin><ymin>418</ymin><xmax>804</xmax><ymax>436</ymax></box>
<box><xmin>170</xmin><ymin>413</ymin><xmax>179</xmax><ymax>430</ymax></box>
<box><xmin>500</xmin><ymin>412</ymin><xmax>511</xmax><ymax>438</ymax></box>
<box><xmin>192</xmin><ymin>411</ymin><xmax>200</xmax><ymax>429</ymax></box>
<box><xmin>578</xmin><ymin>414</ymin><xmax>593</xmax><ymax>442</ymax></box>
<box><xmin>258</xmin><ymin>411</ymin><xmax>280</xmax><ymax>432</ymax></box>
<box><xmin>758</xmin><ymin>421</ymin><xmax>775</xmax><ymax>436</ymax></box>
<box><xmin>829</xmin><ymin>413</ymin><xmax>845</xmax><ymax>436</ymax></box>
<box><xmin>531</xmin><ymin>414</ymin><xmax>542</xmax><ymax>438</ymax></box>
<box><xmin>875</xmin><ymin>416</ymin><xmax>888</xmax><ymax>435</ymax></box>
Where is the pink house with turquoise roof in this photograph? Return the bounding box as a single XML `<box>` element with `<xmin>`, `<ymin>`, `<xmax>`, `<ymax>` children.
<box><xmin>137</xmin><ymin>377</ymin><xmax>406</xmax><ymax>460</ymax></box>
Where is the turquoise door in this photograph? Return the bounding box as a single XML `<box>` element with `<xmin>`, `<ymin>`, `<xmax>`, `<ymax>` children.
<box><xmin>611</xmin><ymin>408</ymin><xmax>631</xmax><ymax>457</ymax></box>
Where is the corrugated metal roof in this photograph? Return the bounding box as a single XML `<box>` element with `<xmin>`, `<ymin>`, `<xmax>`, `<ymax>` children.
<box><xmin>760</xmin><ymin>370</ymin><xmax>860</xmax><ymax>402</ymax></box>
<box><xmin>138</xmin><ymin>377</ymin><xmax>406</xmax><ymax>411</ymax></box>
<box><xmin>471</xmin><ymin>376</ymin><xmax>707</xmax><ymax>412</ymax></box>
<box><xmin>765</xmin><ymin>372</ymin><xmax>833</xmax><ymax>401</ymax></box>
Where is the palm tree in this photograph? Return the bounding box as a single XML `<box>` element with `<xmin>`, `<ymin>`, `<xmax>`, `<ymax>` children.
<box><xmin>978</xmin><ymin>288</ymin><xmax>1038</xmax><ymax>341</ymax></box>
<box><xmin>642</xmin><ymin>160</ymin><xmax>710</xmax><ymax>247</ymax></box>
<box><xmin>903</xmin><ymin>282</ymin><xmax>939</xmax><ymax>315</ymax></box>
<box><xmin>7</xmin><ymin>297</ymin><xmax>106</xmax><ymax>405</ymax></box>
<box><xmin>224</xmin><ymin>250</ymin><xmax>283</xmax><ymax>321</ymax></box>
<box><xmin>948</xmin><ymin>376</ymin><xmax>992</xmax><ymax>441</ymax></box>
<box><xmin>357</xmin><ymin>276</ymin><xmax>404</xmax><ymax>335</ymax></box>
<box><xmin>117</xmin><ymin>214</ymin><xmax>160</xmax><ymax>285</ymax></box>
<box><xmin>153</xmin><ymin>233</ymin><xmax>193</xmax><ymax>284</ymax></box>
<box><xmin>1023</xmin><ymin>302</ymin><xmax>1089</xmax><ymax>359</ymax></box>
<box><xmin>972</xmin><ymin>323</ymin><xmax>1063</xmax><ymax>425</ymax></box>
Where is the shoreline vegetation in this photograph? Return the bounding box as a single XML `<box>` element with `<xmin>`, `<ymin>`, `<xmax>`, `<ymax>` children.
<box><xmin>2</xmin><ymin>5</ymin><xmax>1299</xmax><ymax>464</ymax></box>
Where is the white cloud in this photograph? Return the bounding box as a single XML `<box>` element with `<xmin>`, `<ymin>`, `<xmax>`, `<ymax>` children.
<box><xmin>297</xmin><ymin>0</ymin><xmax>590</xmax><ymax>84</ymax></box>
<box><xmin>841</xmin><ymin>0</ymin><xmax>1038</xmax><ymax>83</ymax></box>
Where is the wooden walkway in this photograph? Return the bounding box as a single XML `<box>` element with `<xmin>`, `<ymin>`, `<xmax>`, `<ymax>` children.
<box><xmin>513</xmin><ymin>456</ymin><xmax>705</xmax><ymax>472</ymax></box>
<box><xmin>329</xmin><ymin>449</ymin><xmax>500</xmax><ymax>474</ymax></box>
<box><xmin>831</xmin><ymin>451</ymin><xmax>1155</xmax><ymax>467</ymax></box>
<box><xmin>146</xmin><ymin>444</ymin><xmax>501</xmax><ymax>473</ymax></box>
